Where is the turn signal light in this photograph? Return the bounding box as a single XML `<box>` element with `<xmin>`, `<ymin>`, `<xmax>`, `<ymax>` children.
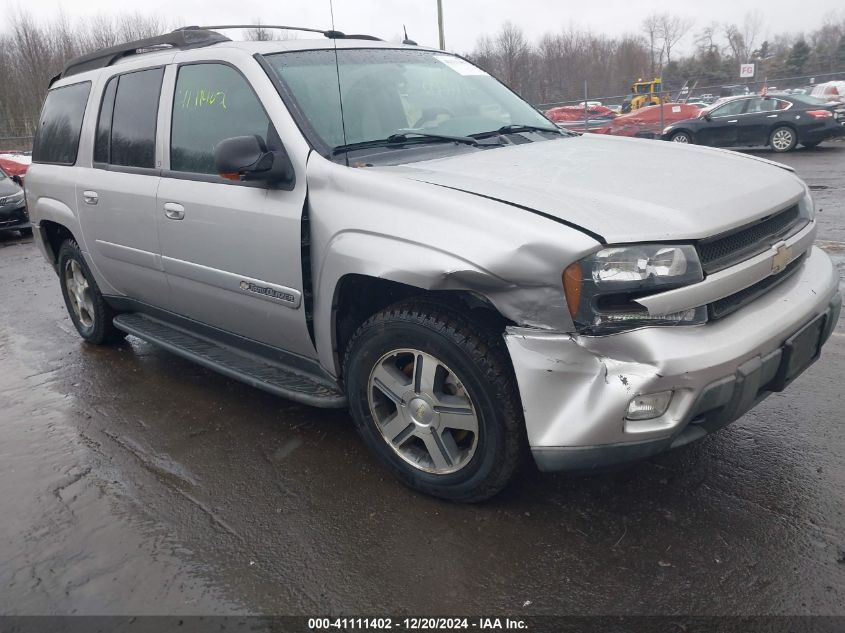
<box><xmin>563</xmin><ymin>262</ymin><xmax>582</xmax><ymax>317</ymax></box>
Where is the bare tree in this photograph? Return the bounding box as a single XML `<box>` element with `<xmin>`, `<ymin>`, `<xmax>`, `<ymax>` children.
<box><xmin>244</xmin><ymin>19</ymin><xmax>297</xmax><ymax>42</ymax></box>
<box><xmin>642</xmin><ymin>13</ymin><xmax>663</xmax><ymax>76</ymax></box>
<box><xmin>495</xmin><ymin>22</ymin><xmax>530</xmax><ymax>90</ymax></box>
<box><xmin>0</xmin><ymin>11</ymin><xmax>167</xmax><ymax>143</ymax></box>
<box><xmin>694</xmin><ymin>23</ymin><xmax>721</xmax><ymax>56</ymax></box>
<box><xmin>658</xmin><ymin>14</ymin><xmax>694</xmax><ymax>66</ymax></box>
<box><xmin>724</xmin><ymin>11</ymin><xmax>763</xmax><ymax>62</ymax></box>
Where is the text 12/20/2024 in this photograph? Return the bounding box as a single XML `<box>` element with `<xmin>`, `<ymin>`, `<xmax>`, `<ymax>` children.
<box><xmin>308</xmin><ymin>618</ymin><xmax>527</xmax><ymax>630</ymax></box>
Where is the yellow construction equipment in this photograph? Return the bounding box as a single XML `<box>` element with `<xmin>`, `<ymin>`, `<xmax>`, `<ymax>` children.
<box><xmin>622</xmin><ymin>78</ymin><xmax>667</xmax><ymax>112</ymax></box>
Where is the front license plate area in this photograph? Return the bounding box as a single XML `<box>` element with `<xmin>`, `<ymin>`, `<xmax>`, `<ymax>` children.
<box><xmin>769</xmin><ymin>311</ymin><xmax>828</xmax><ymax>391</ymax></box>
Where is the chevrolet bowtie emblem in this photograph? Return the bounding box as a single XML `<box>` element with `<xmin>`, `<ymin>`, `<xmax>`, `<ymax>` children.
<box><xmin>771</xmin><ymin>243</ymin><xmax>792</xmax><ymax>274</ymax></box>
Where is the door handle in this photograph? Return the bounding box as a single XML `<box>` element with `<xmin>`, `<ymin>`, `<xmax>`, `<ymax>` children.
<box><xmin>82</xmin><ymin>190</ymin><xmax>99</xmax><ymax>205</ymax></box>
<box><xmin>727</xmin><ymin>119</ymin><xmax>738</xmax><ymax>123</ymax></box>
<box><xmin>767</xmin><ymin>114</ymin><xmax>778</xmax><ymax>118</ymax></box>
<box><xmin>163</xmin><ymin>202</ymin><xmax>185</xmax><ymax>220</ymax></box>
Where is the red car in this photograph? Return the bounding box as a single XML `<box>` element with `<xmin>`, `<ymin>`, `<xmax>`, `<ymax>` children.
<box><xmin>592</xmin><ymin>103</ymin><xmax>701</xmax><ymax>138</ymax></box>
<box><xmin>0</xmin><ymin>156</ymin><xmax>30</xmax><ymax>181</ymax></box>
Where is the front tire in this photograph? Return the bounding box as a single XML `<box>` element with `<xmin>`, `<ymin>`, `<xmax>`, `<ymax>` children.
<box><xmin>343</xmin><ymin>300</ymin><xmax>524</xmax><ymax>502</ymax></box>
<box><xmin>57</xmin><ymin>239</ymin><xmax>125</xmax><ymax>345</ymax></box>
<box><xmin>670</xmin><ymin>131</ymin><xmax>693</xmax><ymax>144</ymax></box>
<box><xmin>769</xmin><ymin>126</ymin><xmax>797</xmax><ymax>152</ymax></box>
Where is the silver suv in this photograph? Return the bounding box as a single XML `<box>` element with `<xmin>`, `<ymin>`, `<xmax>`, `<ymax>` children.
<box><xmin>26</xmin><ymin>28</ymin><xmax>841</xmax><ymax>501</ymax></box>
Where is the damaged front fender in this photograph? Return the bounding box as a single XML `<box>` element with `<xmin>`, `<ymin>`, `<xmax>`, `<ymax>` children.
<box><xmin>306</xmin><ymin>152</ymin><xmax>601</xmax><ymax>375</ymax></box>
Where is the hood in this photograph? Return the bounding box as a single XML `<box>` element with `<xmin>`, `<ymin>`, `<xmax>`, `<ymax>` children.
<box><xmin>381</xmin><ymin>134</ymin><xmax>806</xmax><ymax>243</ymax></box>
<box><xmin>0</xmin><ymin>177</ymin><xmax>22</xmax><ymax>197</ymax></box>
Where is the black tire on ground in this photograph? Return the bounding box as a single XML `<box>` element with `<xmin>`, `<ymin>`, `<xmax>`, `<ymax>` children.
<box><xmin>769</xmin><ymin>126</ymin><xmax>798</xmax><ymax>152</ymax></box>
<box><xmin>57</xmin><ymin>239</ymin><xmax>125</xmax><ymax>345</ymax></box>
<box><xmin>801</xmin><ymin>141</ymin><xmax>821</xmax><ymax>149</ymax></box>
<box><xmin>670</xmin><ymin>131</ymin><xmax>693</xmax><ymax>144</ymax></box>
<box><xmin>19</xmin><ymin>227</ymin><xmax>33</xmax><ymax>237</ymax></box>
<box><xmin>343</xmin><ymin>300</ymin><xmax>524</xmax><ymax>502</ymax></box>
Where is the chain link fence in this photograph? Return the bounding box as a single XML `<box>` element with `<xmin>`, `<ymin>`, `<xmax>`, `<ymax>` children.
<box><xmin>0</xmin><ymin>136</ymin><xmax>34</xmax><ymax>153</ymax></box>
<box><xmin>536</xmin><ymin>69</ymin><xmax>845</xmax><ymax>110</ymax></box>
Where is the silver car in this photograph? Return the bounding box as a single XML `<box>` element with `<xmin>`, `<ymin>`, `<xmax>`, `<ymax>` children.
<box><xmin>26</xmin><ymin>28</ymin><xmax>841</xmax><ymax>501</ymax></box>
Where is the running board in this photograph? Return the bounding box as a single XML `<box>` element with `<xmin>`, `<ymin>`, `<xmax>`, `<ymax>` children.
<box><xmin>113</xmin><ymin>313</ymin><xmax>346</xmax><ymax>408</ymax></box>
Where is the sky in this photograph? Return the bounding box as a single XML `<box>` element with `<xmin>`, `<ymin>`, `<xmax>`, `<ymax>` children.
<box><xmin>7</xmin><ymin>0</ymin><xmax>845</xmax><ymax>53</ymax></box>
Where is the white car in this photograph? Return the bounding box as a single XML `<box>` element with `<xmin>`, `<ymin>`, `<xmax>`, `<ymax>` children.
<box><xmin>810</xmin><ymin>81</ymin><xmax>845</xmax><ymax>103</ymax></box>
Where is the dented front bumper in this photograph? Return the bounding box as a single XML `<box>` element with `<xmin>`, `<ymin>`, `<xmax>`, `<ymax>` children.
<box><xmin>504</xmin><ymin>246</ymin><xmax>841</xmax><ymax>472</ymax></box>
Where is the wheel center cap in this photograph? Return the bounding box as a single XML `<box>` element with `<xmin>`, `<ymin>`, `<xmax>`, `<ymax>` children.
<box><xmin>408</xmin><ymin>397</ymin><xmax>436</xmax><ymax>426</ymax></box>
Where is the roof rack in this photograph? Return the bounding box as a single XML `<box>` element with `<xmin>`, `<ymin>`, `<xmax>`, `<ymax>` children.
<box><xmin>52</xmin><ymin>24</ymin><xmax>384</xmax><ymax>86</ymax></box>
<box><xmin>54</xmin><ymin>29</ymin><xmax>230</xmax><ymax>84</ymax></box>
<box><xmin>189</xmin><ymin>25</ymin><xmax>383</xmax><ymax>42</ymax></box>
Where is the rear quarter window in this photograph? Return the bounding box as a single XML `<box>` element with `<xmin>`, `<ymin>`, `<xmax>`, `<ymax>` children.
<box><xmin>32</xmin><ymin>81</ymin><xmax>91</xmax><ymax>165</ymax></box>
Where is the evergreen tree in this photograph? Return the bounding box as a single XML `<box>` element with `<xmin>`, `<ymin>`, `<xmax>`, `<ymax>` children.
<box><xmin>836</xmin><ymin>36</ymin><xmax>845</xmax><ymax>68</ymax></box>
<box><xmin>786</xmin><ymin>39</ymin><xmax>811</xmax><ymax>76</ymax></box>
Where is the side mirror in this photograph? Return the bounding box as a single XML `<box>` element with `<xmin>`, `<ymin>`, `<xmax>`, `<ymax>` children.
<box><xmin>11</xmin><ymin>175</ymin><xmax>23</xmax><ymax>186</ymax></box>
<box><xmin>702</xmin><ymin>113</ymin><xmax>712</xmax><ymax>122</ymax></box>
<box><xmin>214</xmin><ymin>135</ymin><xmax>294</xmax><ymax>186</ymax></box>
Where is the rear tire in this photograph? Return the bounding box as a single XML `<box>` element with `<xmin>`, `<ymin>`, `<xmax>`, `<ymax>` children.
<box><xmin>343</xmin><ymin>300</ymin><xmax>524</xmax><ymax>502</ymax></box>
<box><xmin>769</xmin><ymin>126</ymin><xmax>797</xmax><ymax>152</ymax></box>
<box><xmin>57</xmin><ymin>239</ymin><xmax>125</xmax><ymax>345</ymax></box>
<box><xmin>20</xmin><ymin>227</ymin><xmax>33</xmax><ymax>237</ymax></box>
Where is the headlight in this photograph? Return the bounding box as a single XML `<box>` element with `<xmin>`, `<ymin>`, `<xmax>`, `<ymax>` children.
<box><xmin>662</xmin><ymin>126</ymin><xmax>674</xmax><ymax>135</ymax></box>
<box><xmin>802</xmin><ymin>186</ymin><xmax>815</xmax><ymax>220</ymax></box>
<box><xmin>5</xmin><ymin>191</ymin><xmax>24</xmax><ymax>204</ymax></box>
<box><xmin>563</xmin><ymin>244</ymin><xmax>706</xmax><ymax>334</ymax></box>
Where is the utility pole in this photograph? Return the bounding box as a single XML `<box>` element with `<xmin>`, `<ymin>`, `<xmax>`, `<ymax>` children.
<box><xmin>437</xmin><ymin>0</ymin><xmax>445</xmax><ymax>50</ymax></box>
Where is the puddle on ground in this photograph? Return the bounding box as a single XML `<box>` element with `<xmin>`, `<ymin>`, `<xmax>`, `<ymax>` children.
<box><xmin>0</xmin><ymin>327</ymin><xmax>242</xmax><ymax>615</ymax></box>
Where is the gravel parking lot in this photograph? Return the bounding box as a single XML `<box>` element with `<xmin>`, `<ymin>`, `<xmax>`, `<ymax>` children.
<box><xmin>1</xmin><ymin>143</ymin><xmax>844</xmax><ymax>618</ymax></box>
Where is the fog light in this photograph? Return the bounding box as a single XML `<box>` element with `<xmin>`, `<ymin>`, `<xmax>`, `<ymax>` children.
<box><xmin>626</xmin><ymin>391</ymin><xmax>673</xmax><ymax>420</ymax></box>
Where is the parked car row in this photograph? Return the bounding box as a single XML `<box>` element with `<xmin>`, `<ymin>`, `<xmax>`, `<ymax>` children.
<box><xmin>545</xmin><ymin>90</ymin><xmax>845</xmax><ymax>152</ymax></box>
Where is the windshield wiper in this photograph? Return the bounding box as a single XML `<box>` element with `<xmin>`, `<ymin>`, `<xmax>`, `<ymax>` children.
<box><xmin>332</xmin><ymin>131</ymin><xmax>482</xmax><ymax>155</ymax></box>
<box><xmin>471</xmin><ymin>124</ymin><xmax>561</xmax><ymax>139</ymax></box>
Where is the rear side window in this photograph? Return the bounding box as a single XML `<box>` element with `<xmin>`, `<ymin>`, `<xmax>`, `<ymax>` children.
<box><xmin>170</xmin><ymin>63</ymin><xmax>272</xmax><ymax>174</ymax></box>
<box><xmin>96</xmin><ymin>67</ymin><xmax>164</xmax><ymax>169</ymax></box>
<box><xmin>94</xmin><ymin>77</ymin><xmax>118</xmax><ymax>163</ymax></box>
<box><xmin>32</xmin><ymin>82</ymin><xmax>91</xmax><ymax>165</ymax></box>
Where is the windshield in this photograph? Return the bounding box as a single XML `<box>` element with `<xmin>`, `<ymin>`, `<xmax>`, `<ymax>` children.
<box><xmin>264</xmin><ymin>48</ymin><xmax>556</xmax><ymax>152</ymax></box>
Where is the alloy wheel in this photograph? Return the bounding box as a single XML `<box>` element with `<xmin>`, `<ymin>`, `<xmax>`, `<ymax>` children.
<box><xmin>367</xmin><ymin>349</ymin><xmax>479</xmax><ymax>474</ymax></box>
<box><xmin>771</xmin><ymin>128</ymin><xmax>794</xmax><ymax>151</ymax></box>
<box><xmin>64</xmin><ymin>259</ymin><xmax>95</xmax><ymax>329</ymax></box>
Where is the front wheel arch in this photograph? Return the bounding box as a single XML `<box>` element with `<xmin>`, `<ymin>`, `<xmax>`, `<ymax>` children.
<box><xmin>332</xmin><ymin>274</ymin><xmax>510</xmax><ymax>383</ymax></box>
